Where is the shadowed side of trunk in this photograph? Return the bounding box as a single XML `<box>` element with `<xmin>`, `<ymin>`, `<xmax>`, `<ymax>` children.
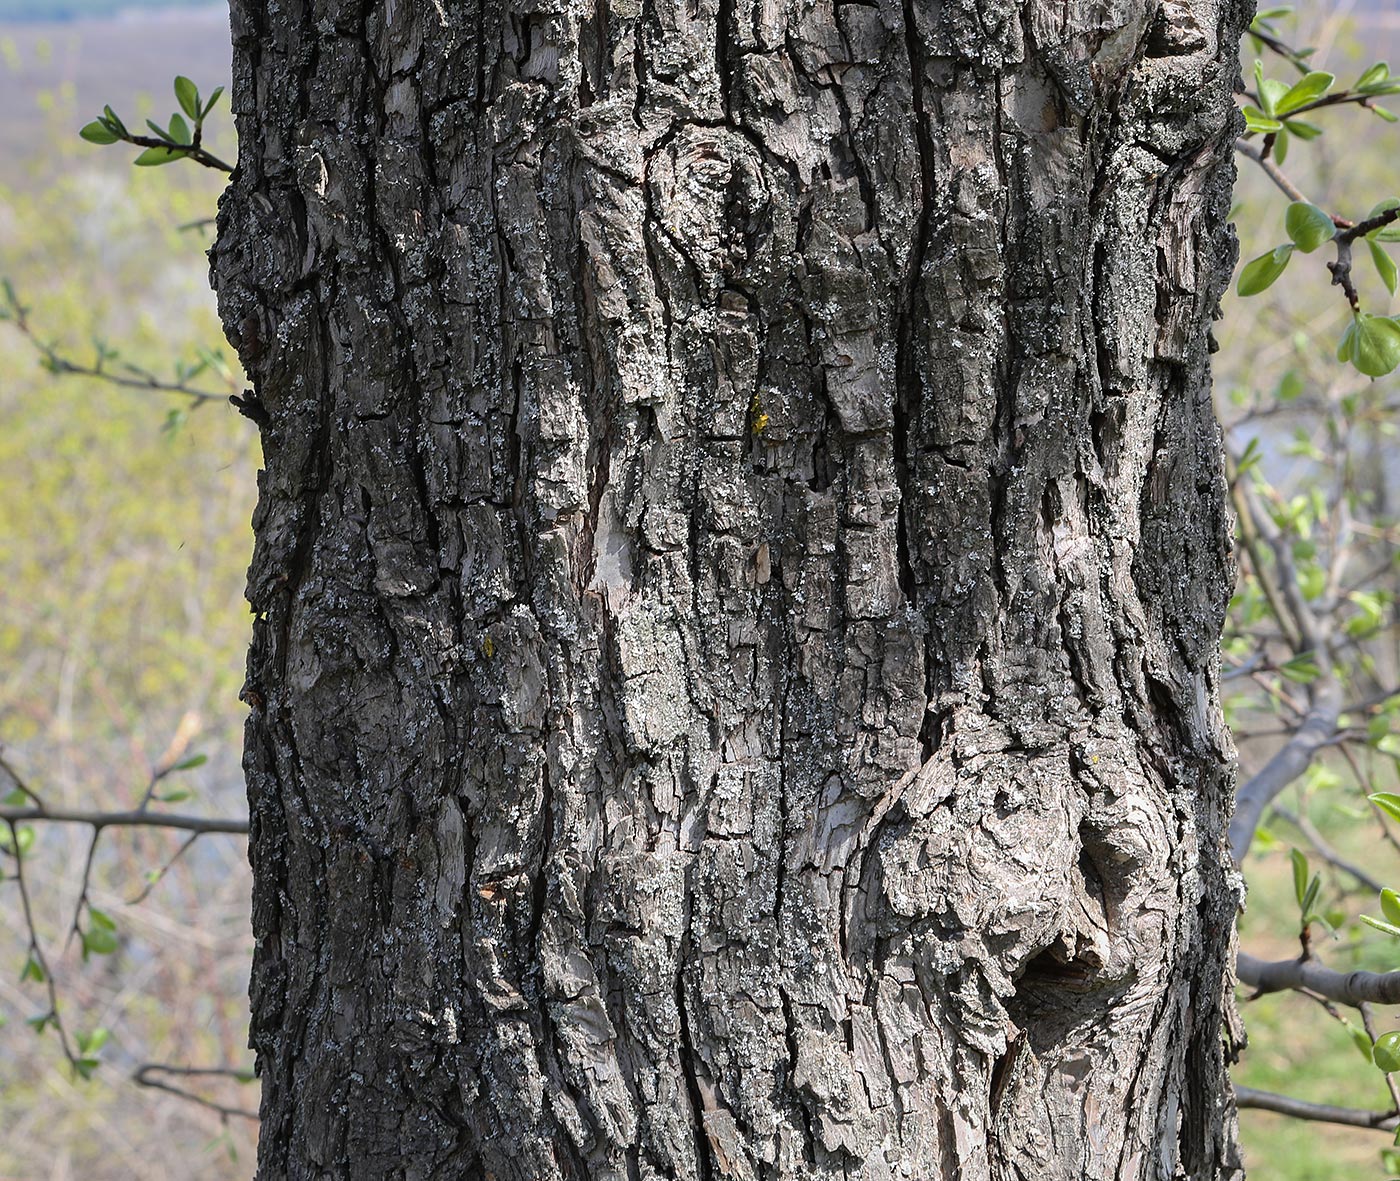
<box><xmin>213</xmin><ymin>1</ymin><xmax>1247</xmax><ymax>1176</ymax></box>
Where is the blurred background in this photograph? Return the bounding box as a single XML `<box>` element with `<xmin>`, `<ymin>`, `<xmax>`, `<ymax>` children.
<box><xmin>0</xmin><ymin>3</ymin><xmax>258</xmax><ymax>1176</ymax></box>
<box><xmin>1</xmin><ymin>1</ymin><xmax>1400</xmax><ymax>1178</ymax></box>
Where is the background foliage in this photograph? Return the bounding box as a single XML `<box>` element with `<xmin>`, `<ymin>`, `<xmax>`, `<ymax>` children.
<box><xmin>0</xmin><ymin>11</ymin><xmax>257</xmax><ymax>1177</ymax></box>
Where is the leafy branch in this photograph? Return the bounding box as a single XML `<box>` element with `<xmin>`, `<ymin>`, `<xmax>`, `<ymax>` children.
<box><xmin>0</xmin><ymin>279</ymin><xmax>238</xmax><ymax>410</ymax></box>
<box><xmin>80</xmin><ymin>76</ymin><xmax>232</xmax><ymax>174</ymax></box>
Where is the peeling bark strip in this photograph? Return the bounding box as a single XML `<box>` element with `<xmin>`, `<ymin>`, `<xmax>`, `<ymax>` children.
<box><xmin>213</xmin><ymin>1</ymin><xmax>1248</xmax><ymax>1177</ymax></box>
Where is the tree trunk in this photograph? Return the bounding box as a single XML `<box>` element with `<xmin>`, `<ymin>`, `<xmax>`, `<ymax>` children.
<box><xmin>213</xmin><ymin>0</ymin><xmax>1248</xmax><ymax>1176</ymax></box>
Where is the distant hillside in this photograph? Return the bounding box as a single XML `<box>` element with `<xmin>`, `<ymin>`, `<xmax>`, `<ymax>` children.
<box><xmin>0</xmin><ymin>0</ymin><xmax>220</xmax><ymax>20</ymax></box>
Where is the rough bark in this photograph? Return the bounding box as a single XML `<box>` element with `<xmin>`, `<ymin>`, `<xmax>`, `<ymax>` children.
<box><xmin>213</xmin><ymin>0</ymin><xmax>1248</xmax><ymax>1176</ymax></box>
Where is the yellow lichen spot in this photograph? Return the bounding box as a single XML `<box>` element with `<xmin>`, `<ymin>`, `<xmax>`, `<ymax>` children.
<box><xmin>749</xmin><ymin>390</ymin><xmax>769</xmax><ymax>436</ymax></box>
<box><xmin>482</xmin><ymin>635</ymin><xmax>495</xmax><ymax>659</ymax></box>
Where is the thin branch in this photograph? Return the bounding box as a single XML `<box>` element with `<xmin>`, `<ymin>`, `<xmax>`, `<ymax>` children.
<box><xmin>0</xmin><ymin>806</ymin><xmax>247</xmax><ymax>836</ymax></box>
<box><xmin>1234</xmin><ymin>137</ymin><xmax>1310</xmax><ymax>204</ymax></box>
<box><xmin>3</xmin><ymin>294</ymin><xmax>233</xmax><ymax>406</ymax></box>
<box><xmin>1235</xmin><ymin>1084</ymin><xmax>1398</xmax><ymax>1130</ymax></box>
<box><xmin>132</xmin><ymin>1063</ymin><xmax>259</xmax><ymax>1123</ymax></box>
<box><xmin>6</xmin><ymin>819</ymin><xmax>76</xmax><ymax>1064</ymax></box>
<box><xmin>0</xmin><ymin>751</ymin><xmax>48</xmax><ymax>811</ymax></box>
<box><xmin>127</xmin><ymin>830</ymin><xmax>203</xmax><ymax>904</ymax></box>
<box><xmin>120</xmin><ymin>132</ymin><xmax>232</xmax><ymax>175</ymax></box>
<box><xmin>1231</xmin><ymin>685</ymin><xmax>1343</xmax><ymax>861</ymax></box>
<box><xmin>1238</xmin><ymin>949</ymin><xmax>1400</xmax><ymax>1006</ymax></box>
<box><xmin>63</xmin><ymin>826</ymin><xmax>103</xmax><ymax>953</ymax></box>
<box><xmin>1271</xmin><ymin>805</ymin><xmax>1385</xmax><ymax>892</ymax></box>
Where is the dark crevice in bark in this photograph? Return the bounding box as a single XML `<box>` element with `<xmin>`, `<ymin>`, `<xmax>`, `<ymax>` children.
<box><xmin>779</xmin><ymin>988</ymin><xmax>816</xmax><ymax>1159</ymax></box>
<box><xmin>716</xmin><ymin>0</ymin><xmax>734</xmax><ymax>117</ymax></box>
<box><xmin>675</xmin><ymin>887</ymin><xmax>714</xmax><ymax>1181</ymax></box>
<box><xmin>895</xmin><ymin>0</ymin><xmax>934</xmax><ymax>761</ymax></box>
<box><xmin>632</xmin><ymin>0</ymin><xmax>651</xmax><ymax>128</ymax></box>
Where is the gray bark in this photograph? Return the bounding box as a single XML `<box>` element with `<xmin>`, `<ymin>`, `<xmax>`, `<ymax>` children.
<box><xmin>212</xmin><ymin>0</ymin><xmax>1248</xmax><ymax>1177</ymax></box>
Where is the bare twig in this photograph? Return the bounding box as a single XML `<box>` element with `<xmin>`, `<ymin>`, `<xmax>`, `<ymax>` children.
<box><xmin>1235</xmin><ymin>1084</ymin><xmax>1398</xmax><ymax>1130</ymax></box>
<box><xmin>132</xmin><ymin>1063</ymin><xmax>259</xmax><ymax>1123</ymax></box>
<box><xmin>1234</xmin><ymin>138</ymin><xmax>1311</xmax><ymax>205</ymax></box>
<box><xmin>0</xmin><ymin>806</ymin><xmax>248</xmax><ymax>836</ymax></box>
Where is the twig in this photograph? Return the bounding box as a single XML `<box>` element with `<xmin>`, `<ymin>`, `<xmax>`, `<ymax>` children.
<box><xmin>1271</xmin><ymin>805</ymin><xmax>1385</xmax><ymax>892</ymax></box>
<box><xmin>0</xmin><ymin>806</ymin><xmax>248</xmax><ymax>836</ymax></box>
<box><xmin>6</xmin><ymin>818</ymin><xmax>77</xmax><ymax>1065</ymax></box>
<box><xmin>3</xmin><ymin>293</ymin><xmax>233</xmax><ymax>406</ymax></box>
<box><xmin>132</xmin><ymin>1063</ymin><xmax>259</xmax><ymax>1123</ymax></box>
<box><xmin>1235</xmin><ymin>138</ymin><xmax>1311</xmax><ymax>204</ymax></box>
<box><xmin>127</xmin><ymin>830</ymin><xmax>203</xmax><ymax>904</ymax></box>
<box><xmin>1235</xmin><ymin>1084</ymin><xmax>1398</xmax><ymax>1130</ymax></box>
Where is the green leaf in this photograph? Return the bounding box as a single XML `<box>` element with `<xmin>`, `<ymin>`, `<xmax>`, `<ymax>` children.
<box><xmin>1283</xmin><ymin>118</ymin><xmax>1322</xmax><ymax>140</ymax></box>
<box><xmin>132</xmin><ymin>146</ymin><xmax>189</xmax><ymax>167</ymax></box>
<box><xmin>1338</xmin><ymin>318</ymin><xmax>1359</xmax><ymax>363</ymax></box>
<box><xmin>1382</xmin><ymin>890</ymin><xmax>1400</xmax><ymax>927</ymax></box>
<box><xmin>168</xmin><ymin>113</ymin><xmax>191</xmax><ymax>145</ymax></box>
<box><xmin>1375</xmin><ymin>793</ymin><xmax>1400</xmax><ymax>824</ymax></box>
<box><xmin>1276</xmin><ymin>71</ymin><xmax>1335</xmax><ymax>115</ymax></box>
<box><xmin>87</xmin><ymin>907</ymin><xmax>116</xmax><ymax>932</ymax></box>
<box><xmin>1291</xmin><ymin>848</ymin><xmax>1310</xmax><ymax>907</ymax></box>
<box><xmin>1376</xmin><ymin>1032</ymin><xmax>1400</xmax><ymax>1073</ymax></box>
<box><xmin>157</xmin><ymin>788</ymin><xmax>193</xmax><ymax>804</ymax></box>
<box><xmin>79</xmin><ymin>119</ymin><xmax>119</xmax><ymax>145</ymax></box>
<box><xmin>75</xmin><ymin>1027</ymin><xmax>109</xmax><ymax>1055</ymax></box>
<box><xmin>1243</xmin><ymin>105</ymin><xmax>1283</xmax><ymax>135</ymax></box>
<box><xmin>1367</xmin><ymin>914</ymin><xmax>1400</xmax><ymax>938</ymax></box>
<box><xmin>3</xmin><ymin>787</ymin><xmax>28</xmax><ymax>806</ymax></box>
<box><xmin>1301</xmin><ymin>874</ymin><xmax>1321</xmax><ymax>919</ymax></box>
<box><xmin>82</xmin><ymin>927</ymin><xmax>118</xmax><ymax>957</ymax></box>
<box><xmin>1280</xmin><ymin>652</ymin><xmax>1321</xmax><ymax>683</ymax></box>
<box><xmin>1376</xmin><ymin>106</ymin><xmax>1399</xmax><ymax>124</ymax></box>
<box><xmin>73</xmin><ymin>1058</ymin><xmax>100</xmax><ymax>1081</ymax></box>
<box><xmin>1237</xmin><ymin>244</ymin><xmax>1294</xmax><ymax>296</ymax></box>
<box><xmin>1284</xmin><ymin>201</ymin><xmax>1335</xmax><ymax>253</ymax></box>
<box><xmin>102</xmin><ymin>105</ymin><xmax>127</xmax><ymax>135</ymax></box>
<box><xmin>174</xmin><ymin>75</ymin><xmax>200</xmax><ymax>120</ymax></box>
<box><xmin>1373</xmin><ymin>240</ymin><xmax>1399</xmax><ymax>296</ymax></box>
<box><xmin>1349</xmin><ymin>1024</ymin><xmax>1372</xmax><ymax>1063</ymax></box>
<box><xmin>1369</xmin><ymin>199</ymin><xmax>1400</xmax><ymax>242</ymax></box>
<box><xmin>1273</xmin><ymin>126</ymin><xmax>1289</xmax><ymax>166</ymax></box>
<box><xmin>1349</xmin><ymin>314</ymin><xmax>1400</xmax><ymax>377</ymax></box>
<box><xmin>1359</xmin><ymin>62</ymin><xmax>1391</xmax><ymax>91</ymax></box>
<box><xmin>202</xmin><ymin>86</ymin><xmax>225</xmax><ymax>119</ymax></box>
<box><xmin>20</xmin><ymin>955</ymin><xmax>44</xmax><ymax>984</ymax></box>
<box><xmin>172</xmin><ymin>753</ymin><xmax>207</xmax><ymax>771</ymax></box>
